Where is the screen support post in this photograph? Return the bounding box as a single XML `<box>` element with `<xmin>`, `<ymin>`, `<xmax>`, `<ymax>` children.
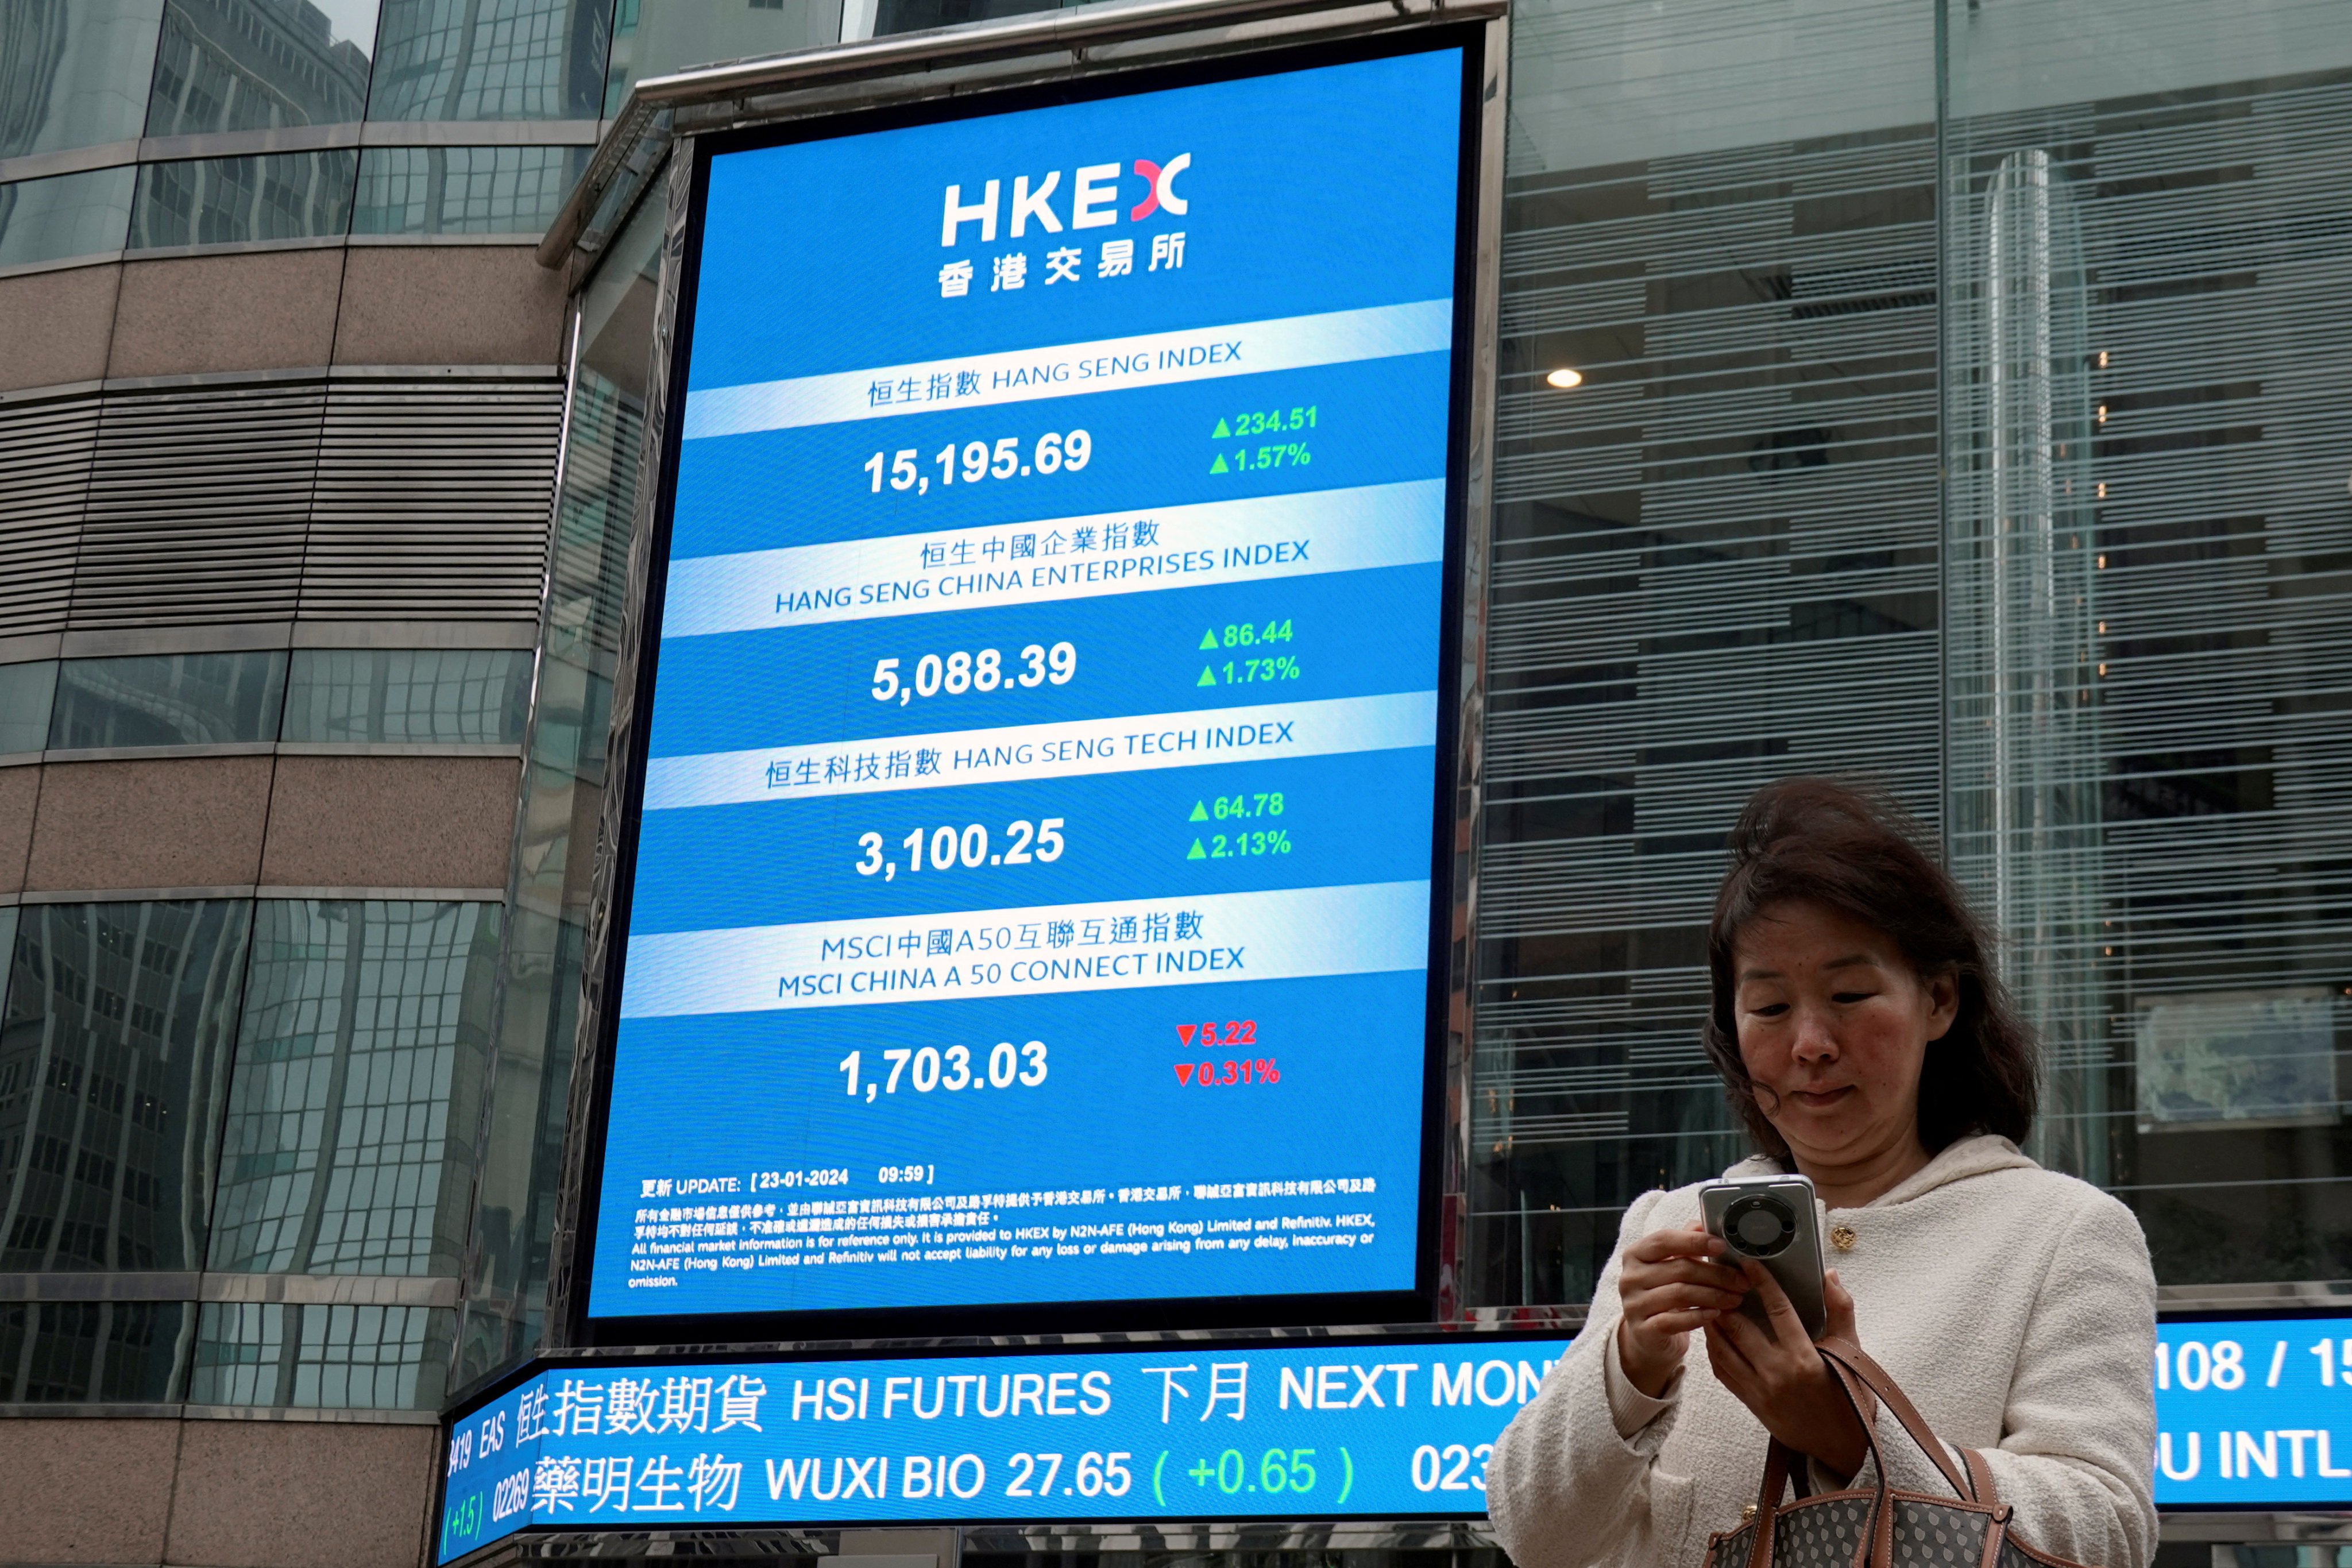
<box><xmin>546</xmin><ymin>133</ymin><xmax>701</xmax><ymax>1353</ymax></box>
<box><xmin>1440</xmin><ymin>6</ymin><xmax>1508</xmax><ymax>1324</ymax></box>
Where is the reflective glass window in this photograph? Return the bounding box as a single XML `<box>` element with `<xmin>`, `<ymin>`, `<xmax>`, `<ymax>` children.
<box><xmin>366</xmin><ymin>0</ymin><xmax>611</xmax><ymax>122</ymax></box>
<box><xmin>47</xmin><ymin>650</ymin><xmax>287</xmax><ymax>750</ymax></box>
<box><xmin>207</xmin><ymin>899</ymin><xmax>499</xmax><ymax>1277</ymax></box>
<box><xmin>0</xmin><ymin>0</ymin><xmax>165</xmax><ymax>159</ymax></box>
<box><xmin>190</xmin><ymin>1300</ymin><xmax>452</xmax><ymax>1408</ymax></box>
<box><xmin>1942</xmin><ymin>1</ymin><xmax>2352</xmax><ymax>1287</ymax></box>
<box><xmin>350</xmin><ymin>144</ymin><xmax>585</xmax><ymax>235</ymax></box>
<box><xmin>281</xmin><ymin>647</ymin><xmax>530</xmax><ymax>744</ymax></box>
<box><xmin>1469</xmin><ymin>0</ymin><xmax>2352</xmax><ymax>1315</ymax></box>
<box><xmin>128</xmin><ymin>149</ymin><xmax>356</xmax><ymax>248</ymax></box>
<box><xmin>453</xmin><ymin>196</ymin><xmax>652</xmax><ymax>1389</ymax></box>
<box><xmin>601</xmin><ymin>0</ymin><xmax>635</xmax><ymax>109</ymax></box>
<box><xmin>871</xmin><ymin>0</ymin><xmax>1053</xmax><ymax>37</ymax></box>
<box><xmin>142</xmin><ymin>0</ymin><xmax>377</xmax><ymax>138</ymax></box>
<box><xmin>0</xmin><ymin>1301</ymin><xmax>190</xmax><ymax>1402</ymax></box>
<box><xmin>0</xmin><ymin>901</ymin><xmax>251</xmax><ymax>1273</ymax></box>
<box><xmin>1469</xmin><ymin>0</ymin><xmax>1938</xmax><ymax>1307</ymax></box>
<box><xmin>0</xmin><ymin>167</ymin><xmax>136</xmax><ymax>268</ymax></box>
<box><xmin>0</xmin><ymin>660</ymin><xmax>57</xmax><ymax>755</ymax></box>
<box><xmin>603</xmin><ymin>0</ymin><xmax>832</xmax><ymax>114</ymax></box>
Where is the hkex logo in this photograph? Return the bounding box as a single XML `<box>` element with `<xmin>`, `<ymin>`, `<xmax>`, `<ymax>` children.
<box><xmin>940</xmin><ymin>156</ymin><xmax>1191</xmax><ymax>245</ymax></box>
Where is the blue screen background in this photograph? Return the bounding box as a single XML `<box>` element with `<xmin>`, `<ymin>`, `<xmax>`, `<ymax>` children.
<box><xmin>590</xmin><ymin>45</ymin><xmax>1467</xmax><ymax>1321</ymax></box>
<box><xmin>436</xmin><ymin>1337</ymin><xmax>1569</xmax><ymax>1561</ymax></box>
<box><xmin>2154</xmin><ymin>1315</ymin><xmax>2352</xmax><ymax>1508</ymax></box>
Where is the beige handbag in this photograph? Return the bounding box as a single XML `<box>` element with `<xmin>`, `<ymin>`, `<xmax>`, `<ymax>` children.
<box><xmin>1706</xmin><ymin>1339</ymin><xmax>2095</xmax><ymax>1568</ymax></box>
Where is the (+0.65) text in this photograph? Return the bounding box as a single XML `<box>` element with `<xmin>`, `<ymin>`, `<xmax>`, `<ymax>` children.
<box><xmin>839</xmin><ymin>1040</ymin><xmax>1048</xmax><ymax>1101</ymax></box>
<box><xmin>856</xmin><ymin>819</ymin><xmax>1065</xmax><ymax>880</ymax></box>
<box><xmin>872</xmin><ymin>642</ymin><xmax>1074</xmax><ymax>704</ymax></box>
<box><xmin>866</xmin><ymin>430</ymin><xmax>1091</xmax><ymax>495</ymax></box>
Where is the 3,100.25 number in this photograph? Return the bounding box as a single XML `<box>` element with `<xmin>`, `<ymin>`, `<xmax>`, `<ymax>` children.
<box><xmin>857</xmin><ymin>819</ymin><xmax>1064</xmax><ymax>877</ymax></box>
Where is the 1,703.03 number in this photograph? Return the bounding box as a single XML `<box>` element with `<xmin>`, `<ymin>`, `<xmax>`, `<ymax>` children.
<box><xmin>867</xmin><ymin>431</ymin><xmax>1091</xmax><ymax>494</ymax></box>
<box><xmin>839</xmin><ymin>1041</ymin><xmax>1046</xmax><ymax>1097</ymax></box>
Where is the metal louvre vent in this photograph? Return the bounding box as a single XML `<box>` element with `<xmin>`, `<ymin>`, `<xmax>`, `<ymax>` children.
<box><xmin>0</xmin><ymin>396</ymin><xmax>101</xmax><ymax>638</ymax></box>
<box><xmin>0</xmin><ymin>376</ymin><xmax>562</xmax><ymax>640</ymax></box>
<box><xmin>304</xmin><ymin>382</ymin><xmax>566</xmax><ymax>620</ymax></box>
<box><xmin>72</xmin><ymin>385</ymin><xmax>324</xmax><ymax>629</ymax></box>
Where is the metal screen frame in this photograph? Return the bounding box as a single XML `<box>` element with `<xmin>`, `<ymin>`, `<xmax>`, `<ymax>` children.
<box><xmin>542</xmin><ymin>0</ymin><xmax>1510</xmax><ymax>1355</ymax></box>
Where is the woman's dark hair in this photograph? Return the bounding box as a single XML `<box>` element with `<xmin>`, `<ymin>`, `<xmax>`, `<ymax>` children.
<box><xmin>1702</xmin><ymin>777</ymin><xmax>2038</xmax><ymax>1162</ymax></box>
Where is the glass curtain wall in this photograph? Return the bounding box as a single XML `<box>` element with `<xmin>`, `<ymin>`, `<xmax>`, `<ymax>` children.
<box><xmin>206</xmin><ymin>899</ymin><xmax>496</xmax><ymax>1278</ymax></box>
<box><xmin>0</xmin><ymin>0</ymin><xmax>630</xmax><ymax>263</ymax></box>
<box><xmin>0</xmin><ymin>1</ymin><xmax>165</xmax><ymax>158</ymax></box>
<box><xmin>0</xmin><ymin>901</ymin><xmax>252</xmax><ymax>1276</ymax></box>
<box><xmin>1942</xmin><ymin>0</ymin><xmax>2352</xmax><ymax>1288</ymax></box>
<box><xmin>0</xmin><ymin>0</ymin><xmax>161</xmax><ymax>265</ymax></box>
<box><xmin>366</xmin><ymin>0</ymin><xmax>610</xmax><ymax>122</ymax></box>
<box><xmin>0</xmin><ymin>900</ymin><xmax>248</xmax><ymax>1399</ymax></box>
<box><xmin>0</xmin><ymin>648</ymin><xmax>530</xmax><ymax>752</ymax></box>
<box><xmin>128</xmin><ymin>0</ymin><xmax>381</xmax><ymax>249</ymax></box>
<box><xmin>1470</xmin><ymin>0</ymin><xmax>2352</xmax><ymax>1311</ymax></box>
<box><xmin>603</xmin><ymin>0</ymin><xmax>836</xmax><ymax>113</ymax></box>
<box><xmin>1471</xmin><ymin>0</ymin><xmax>1942</xmax><ymax>1306</ymax></box>
<box><xmin>0</xmin><ymin>898</ymin><xmax>500</xmax><ymax>1407</ymax></box>
<box><xmin>0</xmin><ymin>0</ymin><xmax>861</xmax><ymax>266</ymax></box>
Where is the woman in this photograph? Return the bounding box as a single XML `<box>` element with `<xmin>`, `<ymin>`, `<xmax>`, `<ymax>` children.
<box><xmin>1487</xmin><ymin>779</ymin><xmax>2156</xmax><ymax>1568</ymax></box>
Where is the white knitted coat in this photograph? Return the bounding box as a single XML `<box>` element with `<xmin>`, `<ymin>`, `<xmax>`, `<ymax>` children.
<box><xmin>1486</xmin><ymin>1136</ymin><xmax>2158</xmax><ymax>1568</ymax></box>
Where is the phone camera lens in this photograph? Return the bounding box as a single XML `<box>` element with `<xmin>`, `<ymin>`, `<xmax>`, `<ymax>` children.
<box><xmin>1723</xmin><ymin>1194</ymin><xmax>1795</xmax><ymax>1258</ymax></box>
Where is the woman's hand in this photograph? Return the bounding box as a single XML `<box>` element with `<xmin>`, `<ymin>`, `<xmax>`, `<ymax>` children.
<box><xmin>1704</xmin><ymin>1265</ymin><xmax>1868</xmax><ymax>1478</ymax></box>
<box><xmin>1615</xmin><ymin>1224</ymin><xmax>1750</xmax><ymax>1398</ymax></box>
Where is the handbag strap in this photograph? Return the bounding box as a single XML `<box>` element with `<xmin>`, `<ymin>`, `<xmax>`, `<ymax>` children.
<box><xmin>1787</xmin><ymin>1360</ymin><xmax>1882</xmax><ymax>1501</ymax></box>
<box><xmin>1961</xmin><ymin>1446</ymin><xmax>2001</xmax><ymax>1507</ymax></box>
<box><xmin>1745</xmin><ymin>1355</ymin><xmax>1891</xmax><ymax>1568</ymax></box>
<box><xmin>1742</xmin><ymin>1440</ymin><xmax>1796</xmax><ymax>1568</ymax></box>
<box><xmin>1815</xmin><ymin>1337</ymin><xmax>1976</xmax><ymax>1502</ymax></box>
<box><xmin>1744</xmin><ymin>1348</ymin><xmax>2002</xmax><ymax>1568</ymax></box>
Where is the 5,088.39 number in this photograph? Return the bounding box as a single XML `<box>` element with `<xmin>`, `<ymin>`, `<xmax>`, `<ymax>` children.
<box><xmin>866</xmin><ymin>431</ymin><xmax>1091</xmax><ymax>495</ymax></box>
<box><xmin>872</xmin><ymin>642</ymin><xmax>1074</xmax><ymax>704</ymax></box>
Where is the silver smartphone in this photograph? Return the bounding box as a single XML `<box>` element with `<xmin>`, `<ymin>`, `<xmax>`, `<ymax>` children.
<box><xmin>1698</xmin><ymin>1172</ymin><xmax>1828</xmax><ymax>1338</ymax></box>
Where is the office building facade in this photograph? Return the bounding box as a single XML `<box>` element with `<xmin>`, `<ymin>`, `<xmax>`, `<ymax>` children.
<box><xmin>0</xmin><ymin>0</ymin><xmax>2346</xmax><ymax>1563</ymax></box>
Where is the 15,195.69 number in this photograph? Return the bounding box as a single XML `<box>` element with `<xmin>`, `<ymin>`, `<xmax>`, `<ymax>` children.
<box><xmin>866</xmin><ymin>431</ymin><xmax>1091</xmax><ymax>494</ymax></box>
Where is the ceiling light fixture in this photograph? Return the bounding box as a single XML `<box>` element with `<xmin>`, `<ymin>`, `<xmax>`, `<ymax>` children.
<box><xmin>1545</xmin><ymin>368</ymin><xmax>1584</xmax><ymax>389</ymax></box>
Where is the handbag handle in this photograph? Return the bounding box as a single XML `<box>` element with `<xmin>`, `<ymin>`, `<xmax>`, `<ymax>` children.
<box><xmin>1815</xmin><ymin>1338</ymin><xmax>1981</xmax><ymax>1503</ymax></box>
<box><xmin>1741</xmin><ymin>1343</ymin><xmax>2002</xmax><ymax>1568</ymax></box>
<box><xmin>1786</xmin><ymin>1359</ymin><xmax>1881</xmax><ymax>1502</ymax></box>
<box><xmin>1743</xmin><ymin>1356</ymin><xmax>1884</xmax><ymax>1568</ymax></box>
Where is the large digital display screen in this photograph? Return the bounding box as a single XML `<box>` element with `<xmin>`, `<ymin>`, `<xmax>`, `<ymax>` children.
<box><xmin>435</xmin><ymin>1335</ymin><xmax>1571</xmax><ymax>1563</ymax></box>
<box><xmin>2155</xmin><ymin>1313</ymin><xmax>2352</xmax><ymax>1509</ymax></box>
<box><xmin>582</xmin><ymin>36</ymin><xmax>1477</xmax><ymax>1328</ymax></box>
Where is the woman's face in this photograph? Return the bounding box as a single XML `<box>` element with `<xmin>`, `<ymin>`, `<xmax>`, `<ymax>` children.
<box><xmin>1731</xmin><ymin>898</ymin><xmax>1959</xmax><ymax>1175</ymax></box>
